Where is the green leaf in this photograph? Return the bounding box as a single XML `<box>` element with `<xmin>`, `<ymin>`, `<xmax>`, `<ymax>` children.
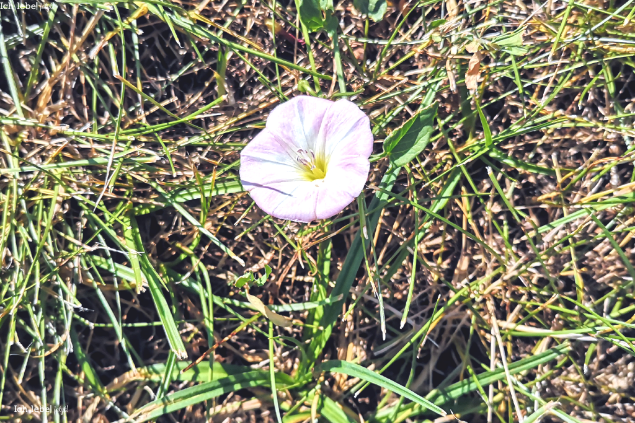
<box><xmin>324</xmin><ymin>13</ymin><xmax>338</xmax><ymax>37</ymax></box>
<box><xmin>492</xmin><ymin>30</ymin><xmax>528</xmax><ymax>56</ymax></box>
<box><xmin>474</xmin><ymin>99</ymin><xmax>492</xmax><ymax>148</ymax></box>
<box><xmin>501</xmin><ymin>46</ymin><xmax>529</xmax><ymax>56</ymax></box>
<box><xmin>233</xmin><ymin>264</ymin><xmax>271</xmax><ymax>288</ymax></box>
<box><xmin>121</xmin><ymin>207</ymin><xmax>145</xmax><ymax>293</ymax></box>
<box><xmin>297</xmin><ymin>80</ymin><xmax>316</xmax><ymax>94</ymax></box>
<box><xmin>147</xmin><ymin>7</ymin><xmax>332</xmax><ymax>80</ymax></box>
<box><xmin>587</xmin><ymin>211</ymin><xmax>635</xmax><ymax>282</ymax></box>
<box><xmin>0</xmin><ymin>154</ymin><xmax>156</xmax><ymax>176</ymax></box>
<box><xmin>89</xmin><ymin>256</ymin><xmax>344</xmax><ymax>313</ymax></box>
<box><xmin>300</xmin><ymin>237</ymin><xmax>331</xmax><ymax>375</ymax></box>
<box><xmin>429</xmin><ymin>19</ymin><xmax>446</xmax><ymax>29</ymax></box>
<box><xmin>234</xmin><ymin>272</ymin><xmax>253</xmax><ymax>289</ymax></box>
<box><xmin>384</xmin><ymin>102</ymin><xmax>438</xmax><ymax>166</ymax></box>
<box><xmin>298</xmin><ymin>0</ymin><xmax>325</xmax><ymax>32</ymax></box>
<box><xmin>353</xmin><ymin>0</ymin><xmax>388</xmax><ymax>21</ymax></box>
<box><xmin>134</xmin><ymin>179</ymin><xmax>243</xmax><ymax>215</ymax></box>
<box><xmin>147</xmin><ymin>179</ymin><xmax>245</xmax><ymax>266</ymax></box>
<box><xmin>381</xmin><ymin>168</ymin><xmax>462</xmax><ymax>285</ymax></box>
<box><xmin>492</xmin><ymin>30</ymin><xmax>524</xmax><ymax>47</ymax></box>
<box><xmin>529</xmin><ymin>193</ymin><xmax>635</xmax><ymax>235</ymax></box>
<box><xmin>318</xmin><ymin>360</ymin><xmax>446</xmax><ymax>416</ymax></box>
<box><xmin>255</xmin><ymin>264</ymin><xmax>272</xmax><ymax>286</ymax></box>
<box><xmin>0</xmin><ymin>16</ymin><xmax>24</xmax><ymax>118</ymax></box>
<box><xmin>426</xmin><ymin>343</ymin><xmax>571</xmax><ymax>406</ymax></box>
<box><xmin>373</xmin><ymin>344</ymin><xmax>571</xmax><ymax>420</ymax></box>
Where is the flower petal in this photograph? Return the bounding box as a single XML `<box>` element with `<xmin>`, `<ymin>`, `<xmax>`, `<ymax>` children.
<box><xmin>248</xmin><ymin>180</ymin><xmax>320</xmax><ymax>223</ymax></box>
<box><xmin>266</xmin><ymin>95</ymin><xmax>333</xmax><ymax>153</ymax></box>
<box><xmin>316</xmin><ymin>158</ymin><xmax>370</xmax><ymax>219</ymax></box>
<box><xmin>240</xmin><ymin>129</ymin><xmax>305</xmax><ymax>189</ymax></box>
<box><xmin>319</xmin><ymin>99</ymin><xmax>373</xmax><ymax>161</ymax></box>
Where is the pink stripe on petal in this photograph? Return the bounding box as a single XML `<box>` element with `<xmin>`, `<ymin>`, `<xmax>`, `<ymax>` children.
<box><xmin>241</xmin><ymin>128</ymin><xmax>301</xmax><ymax>168</ymax></box>
<box><xmin>249</xmin><ymin>181</ymin><xmax>320</xmax><ymax>223</ymax></box>
<box><xmin>321</xmin><ymin>99</ymin><xmax>373</xmax><ymax>160</ymax></box>
<box><xmin>240</xmin><ymin>131</ymin><xmax>307</xmax><ymax>192</ymax></box>
<box><xmin>266</xmin><ymin>95</ymin><xmax>332</xmax><ymax>153</ymax></box>
<box><xmin>240</xmin><ymin>154</ymin><xmax>305</xmax><ymax>188</ymax></box>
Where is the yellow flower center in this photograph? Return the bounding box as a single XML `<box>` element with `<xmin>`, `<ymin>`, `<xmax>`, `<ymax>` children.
<box><xmin>296</xmin><ymin>149</ymin><xmax>327</xmax><ymax>181</ymax></box>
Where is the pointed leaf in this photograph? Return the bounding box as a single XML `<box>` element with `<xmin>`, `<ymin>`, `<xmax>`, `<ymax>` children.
<box><xmin>234</xmin><ymin>272</ymin><xmax>253</xmax><ymax>289</ymax></box>
<box><xmin>298</xmin><ymin>0</ymin><xmax>325</xmax><ymax>32</ymax></box>
<box><xmin>384</xmin><ymin>103</ymin><xmax>438</xmax><ymax>166</ymax></box>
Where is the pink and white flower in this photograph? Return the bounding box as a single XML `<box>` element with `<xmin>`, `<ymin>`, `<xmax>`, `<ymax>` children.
<box><xmin>239</xmin><ymin>95</ymin><xmax>373</xmax><ymax>223</ymax></box>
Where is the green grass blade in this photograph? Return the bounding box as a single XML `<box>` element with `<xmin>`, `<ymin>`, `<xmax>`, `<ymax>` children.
<box><xmin>319</xmin><ymin>395</ymin><xmax>357</xmax><ymax>423</ymax></box>
<box><xmin>306</xmin><ymin>165</ymin><xmax>400</xmax><ymax>368</ymax></box>
<box><xmin>146</xmin><ymin>179</ymin><xmax>244</xmax><ymax>266</ymax></box>
<box><xmin>131</xmin><ymin>372</ymin><xmax>278</xmax><ymax>422</ymax></box>
<box><xmin>0</xmin><ymin>18</ymin><xmax>24</xmax><ymax>117</ymax></box>
<box><xmin>128</xmin><ymin>212</ymin><xmax>189</xmax><ymax>360</ymax></box>
<box><xmin>269</xmin><ymin>322</ymin><xmax>283</xmax><ymax>423</ymax></box>
<box><xmin>426</xmin><ymin>343</ymin><xmax>571</xmax><ymax>406</ymax></box>
<box><xmin>69</xmin><ymin>327</ymin><xmax>108</xmax><ymax>397</ymax></box>
<box><xmin>134</xmin><ymin>178</ymin><xmax>243</xmax><ymax>214</ymax></box>
<box><xmin>318</xmin><ymin>360</ymin><xmax>446</xmax><ymax>416</ymax></box>
<box><xmin>149</xmin><ymin>6</ymin><xmax>332</xmax><ymax>81</ymax></box>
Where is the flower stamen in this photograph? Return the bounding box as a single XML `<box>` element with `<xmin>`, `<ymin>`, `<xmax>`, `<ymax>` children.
<box><xmin>296</xmin><ymin>148</ymin><xmax>326</xmax><ymax>181</ymax></box>
<box><xmin>296</xmin><ymin>149</ymin><xmax>315</xmax><ymax>169</ymax></box>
